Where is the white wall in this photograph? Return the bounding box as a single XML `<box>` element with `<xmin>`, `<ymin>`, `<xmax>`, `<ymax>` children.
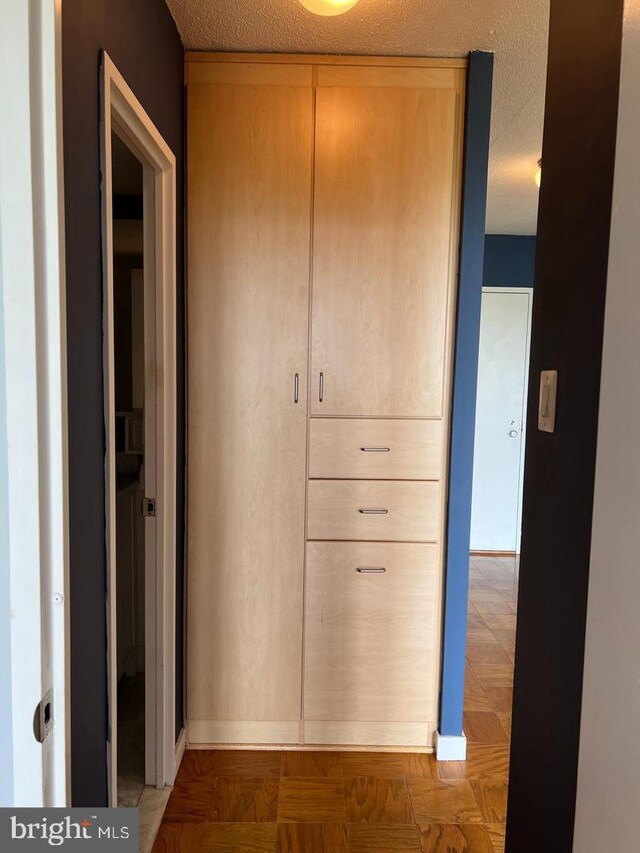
<box><xmin>0</xmin><ymin>0</ymin><xmax>68</xmax><ymax>806</ymax></box>
<box><xmin>573</xmin><ymin>2</ymin><xmax>640</xmax><ymax>849</ymax></box>
<box><xmin>0</xmin><ymin>217</ymin><xmax>14</xmax><ymax>808</ymax></box>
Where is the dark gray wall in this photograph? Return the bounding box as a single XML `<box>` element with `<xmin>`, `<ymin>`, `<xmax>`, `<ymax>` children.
<box><xmin>505</xmin><ymin>0</ymin><xmax>624</xmax><ymax>848</ymax></box>
<box><xmin>62</xmin><ymin>0</ymin><xmax>184</xmax><ymax>806</ymax></box>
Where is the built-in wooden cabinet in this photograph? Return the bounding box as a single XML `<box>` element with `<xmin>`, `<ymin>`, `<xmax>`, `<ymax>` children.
<box><xmin>186</xmin><ymin>54</ymin><xmax>466</xmax><ymax>750</ymax></box>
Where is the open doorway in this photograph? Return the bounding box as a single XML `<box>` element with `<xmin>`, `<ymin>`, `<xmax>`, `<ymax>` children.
<box><xmin>463</xmin><ymin>243</ymin><xmax>536</xmax><ymax>836</ymax></box>
<box><xmin>465</xmin><ymin>282</ymin><xmax>533</xmax><ymax>738</ymax></box>
<box><xmin>447</xmin><ymin>42</ymin><xmax>542</xmax><ymax>845</ymax></box>
<box><xmin>111</xmin><ymin>132</ymin><xmax>146</xmax><ymax>806</ymax></box>
<box><xmin>101</xmin><ymin>53</ymin><xmax>179</xmax><ymax>807</ymax></box>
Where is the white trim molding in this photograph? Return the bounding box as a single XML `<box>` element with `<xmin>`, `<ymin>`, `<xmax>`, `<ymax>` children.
<box><xmin>0</xmin><ymin>0</ymin><xmax>69</xmax><ymax>806</ymax></box>
<box><xmin>435</xmin><ymin>731</ymin><xmax>468</xmax><ymax>761</ymax></box>
<box><xmin>101</xmin><ymin>52</ymin><xmax>178</xmax><ymax>804</ymax></box>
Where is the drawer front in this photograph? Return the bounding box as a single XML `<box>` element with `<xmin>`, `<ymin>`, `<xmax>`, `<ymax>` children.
<box><xmin>309</xmin><ymin>418</ymin><xmax>443</xmax><ymax>480</ymax></box>
<box><xmin>304</xmin><ymin>542</ymin><xmax>440</xmax><ymax>722</ymax></box>
<box><xmin>307</xmin><ymin>480</ymin><xmax>441</xmax><ymax>542</ymax></box>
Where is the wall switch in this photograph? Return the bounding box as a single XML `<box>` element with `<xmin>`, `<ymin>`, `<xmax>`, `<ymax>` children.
<box><xmin>538</xmin><ymin>370</ymin><xmax>558</xmax><ymax>433</ymax></box>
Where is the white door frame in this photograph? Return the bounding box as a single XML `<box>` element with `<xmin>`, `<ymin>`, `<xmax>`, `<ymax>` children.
<box><xmin>481</xmin><ymin>286</ymin><xmax>533</xmax><ymax>553</ymax></box>
<box><xmin>100</xmin><ymin>52</ymin><xmax>178</xmax><ymax>803</ymax></box>
<box><xmin>0</xmin><ymin>0</ymin><xmax>69</xmax><ymax>806</ymax></box>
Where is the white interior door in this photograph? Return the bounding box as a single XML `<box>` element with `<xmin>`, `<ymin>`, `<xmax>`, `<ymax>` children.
<box><xmin>470</xmin><ymin>288</ymin><xmax>533</xmax><ymax>553</ymax></box>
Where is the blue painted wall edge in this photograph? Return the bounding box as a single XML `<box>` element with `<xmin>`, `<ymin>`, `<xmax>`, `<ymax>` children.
<box><xmin>440</xmin><ymin>50</ymin><xmax>494</xmax><ymax>738</ymax></box>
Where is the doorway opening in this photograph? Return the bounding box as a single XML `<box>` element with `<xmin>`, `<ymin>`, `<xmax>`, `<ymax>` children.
<box><xmin>101</xmin><ymin>53</ymin><xmax>179</xmax><ymax>807</ymax></box>
<box><xmin>467</xmin><ymin>285</ymin><xmax>533</xmax><ymax>732</ymax></box>
<box><xmin>464</xmin><ymin>278</ymin><xmax>534</xmax><ymax>838</ymax></box>
<box><xmin>111</xmin><ymin>132</ymin><xmax>146</xmax><ymax>806</ymax></box>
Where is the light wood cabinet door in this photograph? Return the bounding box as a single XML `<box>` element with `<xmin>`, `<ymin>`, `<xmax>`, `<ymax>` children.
<box><xmin>307</xmin><ymin>480</ymin><xmax>441</xmax><ymax>542</ymax></box>
<box><xmin>311</xmin><ymin>74</ymin><xmax>461</xmax><ymax>417</ymax></box>
<box><xmin>187</xmin><ymin>70</ymin><xmax>313</xmax><ymax>725</ymax></box>
<box><xmin>304</xmin><ymin>542</ymin><xmax>440</xmax><ymax>723</ymax></box>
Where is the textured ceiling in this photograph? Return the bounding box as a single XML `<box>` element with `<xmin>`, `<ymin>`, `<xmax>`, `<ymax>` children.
<box><xmin>165</xmin><ymin>0</ymin><xmax>549</xmax><ymax>235</ymax></box>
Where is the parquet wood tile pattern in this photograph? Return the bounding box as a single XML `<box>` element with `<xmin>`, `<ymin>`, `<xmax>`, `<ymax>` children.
<box><xmin>436</xmin><ymin>744</ymin><xmax>511</xmax><ymax>783</ymax></box>
<box><xmin>417</xmin><ymin>824</ymin><xmax>494</xmax><ymax>853</ymax></box>
<box><xmin>277</xmin><ymin>823</ymin><xmax>349</xmax><ymax>853</ymax></box>
<box><xmin>462</xmin><ymin>711</ymin><xmax>509</xmax><ymax>745</ymax></box>
<box><xmin>470</xmin><ymin>781</ymin><xmax>508</xmax><ymax>823</ymax></box>
<box><xmin>344</xmin><ymin>778</ymin><xmax>413</xmax><ymax>824</ymax></box>
<box><xmin>155</xmin><ymin>557</ymin><xmax>517</xmax><ymax>851</ymax></box>
<box><xmin>341</xmin><ymin>753</ymin><xmax>407</xmax><ymax>780</ymax></box>
<box><xmin>177</xmin><ymin>749</ymin><xmax>221</xmax><ymax>782</ymax></box>
<box><xmin>281</xmin><ymin>752</ymin><xmax>343</xmax><ymax>779</ymax></box>
<box><xmin>408</xmin><ymin>778</ymin><xmax>484</xmax><ymax>824</ymax></box>
<box><xmin>211</xmin><ymin>777</ymin><xmax>279</xmax><ymax>823</ymax></box>
<box><xmin>348</xmin><ymin>824</ymin><xmax>422</xmax><ymax>851</ymax></box>
<box><xmin>278</xmin><ymin>779</ymin><xmax>347</xmax><ymax>823</ymax></box>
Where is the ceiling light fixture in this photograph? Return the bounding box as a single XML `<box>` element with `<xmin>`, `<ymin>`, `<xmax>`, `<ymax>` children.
<box><xmin>535</xmin><ymin>158</ymin><xmax>542</xmax><ymax>188</ymax></box>
<box><xmin>299</xmin><ymin>0</ymin><xmax>359</xmax><ymax>16</ymax></box>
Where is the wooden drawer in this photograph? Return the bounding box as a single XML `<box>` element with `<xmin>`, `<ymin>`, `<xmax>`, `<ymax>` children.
<box><xmin>309</xmin><ymin>418</ymin><xmax>443</xmax><ymax>480</ymax></box>
<box><xmin>304</xmin><ymin>542</ymin><xmax>440</xmax><ymax>722</ymax></box>
<box><xmin>307</xmin><ymin>480</ymin><xmax>441</xmax><ymax>542</ymax></box>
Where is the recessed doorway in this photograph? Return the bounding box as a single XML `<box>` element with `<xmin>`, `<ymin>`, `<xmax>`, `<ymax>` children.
<box><xmin>101</xmin><ymin>53</ymin><xmax>179</xmax><ymax>806</ymax></box>
<box><xmin>111</xmin><ymin>131</ymin><xmax>146</xmax><ymax>806</ymax></box>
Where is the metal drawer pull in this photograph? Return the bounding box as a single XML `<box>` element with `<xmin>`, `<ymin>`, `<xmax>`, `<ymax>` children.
<box><xmin>356</xmin><ymin>566</ymin><xmax>386</xmax><ymax>574</ymax></box>
<box><xmin>294</xmin><ymin>373</ymin><xmax>299</xmax><ymax>404</ymax></box>
<box><xmin>358</xmin><ymin>508</ymin><xmax>389</xmax><ymax>515</ymax></box>
<box><xmin>319</xmin><ymin>372</ymin><xmax>324</xmax><ymax>403</ymax></box>
<box><xmin>360</xmin><ymin>446</ymin><xmax>390</xmax><ymax>453</ymax></box>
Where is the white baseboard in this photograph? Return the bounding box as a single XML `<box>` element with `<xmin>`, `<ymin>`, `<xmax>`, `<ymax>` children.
<box><xmin>435</xmin><ymin>731</ymin><xmax>467</xmax><ymax>761</ymax></box>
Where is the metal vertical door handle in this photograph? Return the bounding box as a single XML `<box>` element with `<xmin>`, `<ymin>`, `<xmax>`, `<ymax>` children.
<box><xmin>294</xmin><ymin>373</ymin><xmax>299</xmax><ymax>404</ymax></box>
<box><xmin>319</xmin><ymin>372</ymin><xmax>324</xmax><ymax>403</ymax></box>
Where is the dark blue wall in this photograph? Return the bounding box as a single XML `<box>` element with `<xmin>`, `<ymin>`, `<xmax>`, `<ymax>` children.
<box><xmin>484</xmin><ymin>235</ymin><xmax>537</xmax><ymax>288</ymax></box>
<box><xmin>62</xmin><ymin>0</ymin><xmax>185</xmax><ymax>807</ymax></box>
<box><xmin>439</xmin><ymin>51</ymin><xmax>494</xmax><ymax>739</ymax></box>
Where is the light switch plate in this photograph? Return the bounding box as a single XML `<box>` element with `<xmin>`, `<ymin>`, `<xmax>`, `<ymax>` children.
<box><xmin>538</xmin><ymin>370</ymin><xmax>558</xmax><ymax>433</ymax></box>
